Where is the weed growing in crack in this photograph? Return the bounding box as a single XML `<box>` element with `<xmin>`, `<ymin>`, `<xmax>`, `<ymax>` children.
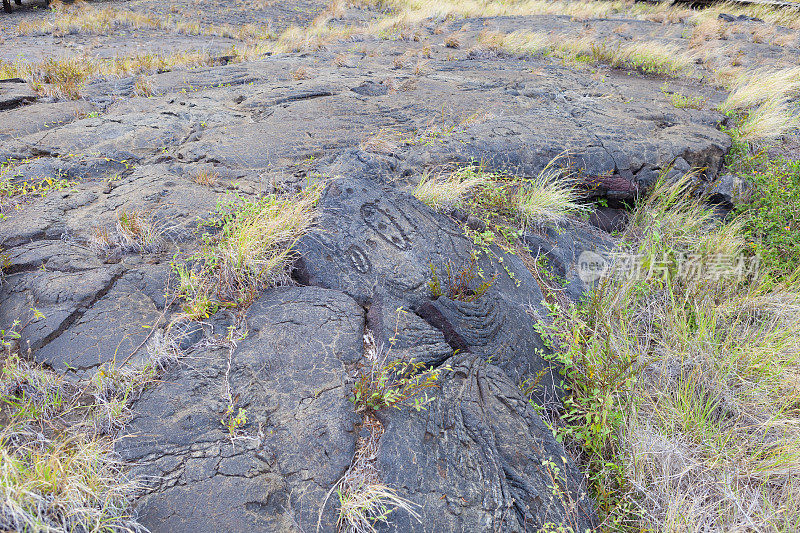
<box><xmin>89</xmin><ymin>210</ymin><xmax>164</xmax><ymax>255</ymax></box>
<box><xmin>172</xmin><ymin>183</ymin><xmax>322</xmax><ymax>319</ymax></box>
<box><xmin>221</xmin><ymin>405</ymin><xmax>248</xmax><ymax>437</ymax></box>
<box><xmin>351</xmin><ymin>329</ymin><xmax>445</xmax><ymax>415</ymax></box>
<box><xmin>351</xmin><ymin>358</ymin><xmax>441</xmax><ymax>413</ymax></box>
<box><xmin>322</xmin><ymin>331</ymin><xmax>427</xmax><ymax>533</ymax></box>
<box><xmin>337</xmin><ymin>481</ymin><xmax>420</xmax><ymax>533</ymax></box>
<box><xmin>193</xmin><ymin>168</ymin><xmax>219</xmax><ymax>187</ymax></box>
<box><xmin>318</xmin><ymin>414</ymin><xmax>421</xmax><ymax>533</ymax></box>
<box><xmin>428</xmin><ymin>255</ymin><xmax>495</xmax><ymax>302</ymax></box>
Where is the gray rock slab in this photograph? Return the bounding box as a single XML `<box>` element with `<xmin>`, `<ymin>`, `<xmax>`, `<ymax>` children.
<box><xmin>375</xmin><ymin>353</ymin><xmax>597</xmax><ymax>532</ymax></box>
<box><xmin>296</xmin><ymin>176</ymin><xmax>561</xmax><ymax>405</ymax></box>
<box><xmin>118</xmin><ymin>286</ymin><xmax>364</xmax><ymax>533</ymax></box>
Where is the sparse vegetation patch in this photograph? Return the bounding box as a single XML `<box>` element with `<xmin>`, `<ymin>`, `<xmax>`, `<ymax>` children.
<box><xmin>0</xmin><ymin>310</ymin><xmax>182</xmax><ymax>533</ymax></box>
<box><xmin>538</xmin><ymin>175</ymin><xmax>800</xmax><ymax>531</ymax></box>
<box><xmin>173</xmin><ymin>184</ymin><xmax>322</xmax><ymax>319</ymax></box>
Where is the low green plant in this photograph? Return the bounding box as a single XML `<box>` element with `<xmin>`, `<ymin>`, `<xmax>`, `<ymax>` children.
<box><xmin>728</xmin><ymin>135</ymin><xmax>800</xmax><ymax>280</ymax></box>
<box><xmin>0</xmin><ymin>161</ymin><xmax>76</xmax><ymax>216</ymax></box>
<box><xmin>661</xmin><ymin>85</ymin><xmax>706</xmax><ymax>109</ymax></box>
<box><xmin>221</xmin><ymin>405</ymin><xmax>248</xmax><ymax>436</ymax></box>
<box><xmin>351</xmin><ymin>360</ymin><xmax>442</xmax><ymax>414</ymax></box>
<box><xmin>428</xmin><ymin>255</ymin><xmax>495</xmax><ymax>302</ymax></box>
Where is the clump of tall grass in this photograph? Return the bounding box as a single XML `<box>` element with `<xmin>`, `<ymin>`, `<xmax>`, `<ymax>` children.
<box><xmin>412</xmin><ymin>168</ymin><xmax>488</xmax><ymax>212</ymax></box>
<box><xmin>173</xmin><ymin>184</ymin><xmax>322</xmax><ymax>319</ymax></box>
<box><xmin>414</xmin><ymin>158</ymin><xmax>586</xmax><ymax>230</ymax></box>
<box><xmin>515</xmin><ymin>164</ymin><xmax>587</xmax><ymax>226</ymax></box>
<box><xmin>720</xmin><ymin>67</ymin><xmax>800</xmax><ymax>142</ymax></box>
<box><xmin>478</xmin><ymin>30</ymin><xmax>695</xmax><ymax>77</ymax></box>
<box><xmin>0</xmin><ymin>432</ymin><xmax>144</xmax><ymax>533</ymax></box>
<box><xmin>540</xmin><ymin>175</ymin><xmax>800</xmax><ymax>531</ymax></box>
<box><xmin>89</xmin><ymin>210</ymin><xmax>164</xmax><ymax>255</ymax></box>
<box><xmin>0</xmin><ymin>311</ymin><xmax>190</xmax><ymax>532</ymax></box>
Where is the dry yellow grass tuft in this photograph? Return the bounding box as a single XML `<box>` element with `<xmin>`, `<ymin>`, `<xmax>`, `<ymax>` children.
<box><xmin>291</xmin><ymin>66</ymin><xmax>311</xmax><ymax>80</ymax></box>
<box><xmin>193</xmin><ymin>169</ymin><xmax>219</xmax><ymax>187</ymax></box>
<box><xmin>689</xmin><ymin>0</ymin><xmax>800</xmax><ymax>30</ymax></box>
<box><xmin>478</xmin><ymin>30</ymin><xmax>695</xmax><ymax>77</ymax></box>
<box><xmin>173</xmin><ymin>184</ymin><xmax>323</xmax><ymax>319</ymax></box>
<box><xmin>720</xmin><ymin>67</ymin><xmax>800</xmax><ymax>141</ymax></box>
<box><xmin>413</xmin><ymin>168</ymin><xmax>488</xmax><ymax>212</ymax></box>
<box><xmin>722</xmin><ymin>67</ymin><xmax>800</xmax><ymax>111</ymax></box>
<box><xmin>689</xmin><ymin>17</ymin><xmax>729</xmax><ymax>47</ymax></box>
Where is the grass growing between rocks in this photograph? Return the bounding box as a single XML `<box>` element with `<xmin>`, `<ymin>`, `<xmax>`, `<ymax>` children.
<box><xmin>719</xmin><ymin>67</ymin><xmax>800</xmax><ymax>143</ymax></box>
<box><xmin>1</xmin><ymin>0</ymin><xmax>351</xmax><ymax>98</ymax></box>
<box><xmin>414</xmin><ymin>162</ymin><xmax>586</xmax><ymax>225</ymax></box>
<box><xmin>539</xmin><ymin>174</ymin><xmax>800</xmax><ymax>531</ymax></box>
<box><xmin>89</xmin><ymin>210</ymin><xmax>164</xmax><ymax>256</ymax></box>
<box><xmin>366</xmin><ymin>0</ymin><xmax>800</xmax><ymax>30</ymax></box>
<box><xmin>331</xmin><ymin>415</ymin><xmax>420</xmax><ymax>533</ymax></box>
<box><xmin>478</xmin><ymin>30</ymin><xmax>695</xmax><ymax>78</ymax></box>
<box><xmin>0</xmin><ymin>51</ymin><xmax>235</xmax><ymax>99</ymax></box>
<box><xmin>414</xmin><ymin>160</ymin><xmax>587</xmax><ymax>292</ymax></box>
<box><xmin>0</xmin><ymin>311</ymin><xmax>181</xmax><ymax>532</ymax></box>
<box><xmin>15</xmin><ymin>2</ymin><xmax>277</xmax><ymax>40</ymax></box>
<box><xmin>173</xmin><ymin>184</ymin><xmax>322</xmax><ymax>319</ymax></box>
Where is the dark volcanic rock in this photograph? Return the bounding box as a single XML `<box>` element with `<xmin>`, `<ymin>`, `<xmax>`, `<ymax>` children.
<box><xmin>376</xmin><ymin>352</ymin><xmax>597</xmax><ymax>532</ymax></box>
<box><xmin>0</xmin><ymin>78</ymin><xmax>36</xmax><ymax>110</ymax></box>
<box><xmin>0</xmin><ymin>241</ymin><xmax>124</xmax><ymax>357</ymax></box>
<box><xmin>118</xmin><ymin>286</ymin><xmax>364</xmax><ymax>533</ymax></box>
<box><xmin>522</xmin><ymin>221</ymin><xmax>615</xmax><ymax>303</ymax></box>
<box><xmin>296</xmin><ymin>175</ymin><xmax>563</xmax><ymax>406</ymax></box>
<box><xmin>3</xmin><ymin>4</ymin><xmax>767</xmax><ymax>530</ymax></box>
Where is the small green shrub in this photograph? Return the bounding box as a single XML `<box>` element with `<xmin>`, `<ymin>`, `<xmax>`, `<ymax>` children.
<box><xmin>351</xmin><ymin>360</ymin><xmax>442</xmax><ymax>414</ymax></box>
<box><xmin>428</xmin><ymin>255</ymin><xmax>495</xmax><ymax>302</ymax></box>
<box><xmin>728</xmin><ymin>138</ymin><xmax>800</xmax><ymax>280</ymax></box>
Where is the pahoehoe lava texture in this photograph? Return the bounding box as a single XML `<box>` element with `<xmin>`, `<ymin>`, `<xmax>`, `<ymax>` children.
<box><xmin>0</xmin><ymin>2</ymin><xmax>750</xmax><ymax>530</ymax></box>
